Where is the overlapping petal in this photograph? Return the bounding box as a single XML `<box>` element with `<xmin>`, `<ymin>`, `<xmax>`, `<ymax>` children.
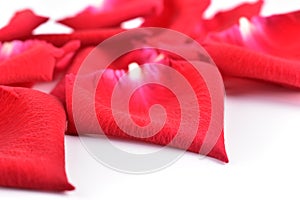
<box><xmin>142</xmin><ymin>0</ymin><xmax>211</xmax><ymax>38</ymax></box>
<box><xmin>204</xmin><ymin>42</ymin><xmax>300</xmax><ymax>88</ymax></box>
<box><xmin>0</xmin><ymin>9</ymin><xmax>48</xmax><ymax>42</ymax></box>
<box><xmin>57</xmin><ymin>0</ymin><xmax>163</xmax><ymax>30</ymax></box>
<box><xmin>0</xmin><ymin>40</ymin><xmax>80</xmax><ymax>86</ymax></box>
<box><xmin>202</xmin><ymin>0</ymin><xmax>263</xmax><ymax>34</ymax></box>
<box><xmin>65</xmin><ymin>56</ymin><xmax>228</xmax><ymax>162</ymax></box>
<box><xmin>206</xmin><ymin>10</ymin><xmax>300</xmax><ymax>60</ymax></box>
<box><xmin>0</xmin><ymin>86</ymin><xmax>74</xmax><ymax>191</ymax></box>
<box><xmin>204</xmin><ymin>10</ymin><xmax>300</xmax><ymax>87</ymax></box>
<box><xmin>51</xmin><ymin>46</ymin><xmax>94</xmax><ymax>102</ymax></box>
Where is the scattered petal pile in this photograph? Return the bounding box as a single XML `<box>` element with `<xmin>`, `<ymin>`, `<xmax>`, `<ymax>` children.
<box><xmin>0</xmin><ymin>0</ymin><xmax>299</xmax><ymax>192</ymax></box>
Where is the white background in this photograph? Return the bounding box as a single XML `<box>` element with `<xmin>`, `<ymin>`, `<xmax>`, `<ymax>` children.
<box><xmin>1</xmin><ymin>0</ymin><xmax>300</xmax><ymax>199</ymax></box>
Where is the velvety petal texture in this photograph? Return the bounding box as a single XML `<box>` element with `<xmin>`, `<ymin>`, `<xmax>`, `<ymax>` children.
<box><xmin>0</xmin><ymin>86</ymin><xmax>74</xmax><ymax>191</ymax></box>
<box><xmin>65</xmin><ymin>56</ymin><xmax>228</xmax><ymax>162</ymax></box>
<box><xmin>3</xmin><ymin>1</ymin><xmax>300</xmax><ymax>192</ymax></box>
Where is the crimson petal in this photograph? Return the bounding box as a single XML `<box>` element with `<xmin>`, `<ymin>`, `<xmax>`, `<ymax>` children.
<box><xmin>0</xmin><ymin>40</ymin><xmax>63</xmax><ymax>85</ymax></box>
<box><xmin>0</xmin><ymin>39</ymin><xmax>82</xmax><ymax>86</ymax></box>
<box><xmin>0</xmin><ymin>86</ymin><xmax>74</xmax><ymax>191</ymax></box>
<box><xmin>65</xmin><ymin>60</ymin><xmax>228</xmax><ymax>162</ymax></box>
<box><xmin>0</xmin><ymin>9</ymin><xmax>48</xmax><ymax>42</ymax></box>
<box><xmin>55</xmin><ymin>40</ymin><xmax>81</xmax><ymax>70</ymax></box>
<box><xmin>202</xmin><ymin>0</ymin><xmax>263</xmax><ymax>34</ymax></box>
<box><xmin>142</xmin><ymin>0</ymin><xmax>210</xmax><ymax>38</ymax></box>
<box><xmin>205</xmin><ymin>10</ymin><xmax>300</xmax><ymax>60</ymax></box>
<box><xmin>204</xmin><ymin>42</ymin><xmax>300</xmax><ymax>88</ymax></box>
<box><xmin>51</xmin><ymin>46</ymin><xmax>94</xmax><ymax>103</ymax></box>
<box><xmin>57</xmin><ymin>0</ymin><xmax>163</xmax><ymax>30</ymax></box>
<box><xmin>51</xmin><ymin>48</ymin><xmax>160</xmax><ymax>103</ymax></box>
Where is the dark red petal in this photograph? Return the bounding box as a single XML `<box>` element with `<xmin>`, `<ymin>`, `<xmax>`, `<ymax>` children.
<box><xmin>202</xmin><ymin>0</ymin><xmax>263</xmax><ymax>33</ymax></box>
<box><xmin>143</xmin><ymin>0</ymin><xmax>210</xmax><ymax>38</ymax></box>
<box><xmin>51</xmin><ymin>47</ymin><xmax>94</xmax><ymax>103</ymax></box>
<box><xmin>0</xmin><ymin>86</ymin><xmax>74</xmax><ymax>191</ymax></box>
<box><xmin>204</xmin><ymin>42</ymin><xmax>300</xmax><ymax>88</ymax></box>
<box><xmin>57</xmin><ymin>0</ymin><xmax>163</xmax><ymax>30</ymax></box>
<box><xmin>205</xmin><ymin>10</ymin><xmax>300</xmax><ymax>60</ymax></box>
<box><xmin>28</xmin><ymin>29</ymin><xmax>123</xmax><ymax>47</ymax></box>
<box><xmin>65</xmin><ymin>60</ymin><xmax>228</xmax><ymax>162</ymax></box>
<box><xmin>0</xmin><ymin>9</ymin><xmax>48</xmax><ymax>42</ymax></box>
<box><xmin>55</xmin><ymin>40</ymin><xmax>81</xmax><ymax>70</ymax></box>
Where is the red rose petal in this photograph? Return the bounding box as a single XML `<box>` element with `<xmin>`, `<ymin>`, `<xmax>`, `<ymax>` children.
<box><xmin>204</xmin><ymin>42</ymin><xmax>300</xmax><ymax>88</ymax></box>
<box><xmin>28</xmin><ymin>29</ymin><xmax>123</xmax><ymax>47</ymax></box>
<box><xmin>55</xmin><ymin>40</ymin><xmax>81</xmax><ymax>70</ymax></box>
<box><xmin>0</xmin><ymin>39</ymin><xmax>82</xmax><ymax>86</ymax></box>
<box><xmin>0</xmin><ymin>40</ymin><xmax>64</xmax><ymax>85</ymax></box>
<box><xmin>57</xmin><ymin>0</ymin><xmax>163</xmax><ymax>30</ymax></box>
<box><xmin>142</xmin><ymin>0</ymin><xmax>211</xmax><ymax>38</ymax></box>
<box><xmin>51</xmin><ymin>47</ymin><xmax>160</xmax><ymax>103</ymax></box>
<box><xmin>0</xmin><ymin>9</ymin><xmax>48</xmax><ymax>42</ymax></box>
<box><xmin>202</xmin><ymin>0</ymin><xmax>263</xmax><ymax>34</ymax></box>
<box><xmin>0</xmin><ymin>86</ymin><xmax>74</xmax><ymax>191</ymax></box>
<box><xmin>205</xmin><ymin>10</ymin><xmax>300</xmax><ymax>60</ymax></box>
<box><xmin>65</xmin><ymin>59</ymin><xmax>228</xmax><ymax>162</ymax></box>
<box><xmin>51</xmin><ymin>47</ymin><xmax>94</xmax><ymax>103</ymax></box>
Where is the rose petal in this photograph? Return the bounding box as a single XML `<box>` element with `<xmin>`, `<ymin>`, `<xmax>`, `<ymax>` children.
<box><xmin>202</xmin><ymin>0</ymin><xmax>263</xmax><ymax>34</ymax></box>
<box><xmin>204</xmin><ymin>42</ymin><xmax>300</xmax><ymax>88</ymax></box>
<box><xmin>51</xmin><ymin>47</ymin><xmax>94</xmax><ymax>103</ymax></box>
<box><xmin>0</xmin><ymin>86</ymin><xmax>74</xmax><ymax>191</ymax></box>
<box><xmin>65</xmin><ymin>60</ymin><xmax>228</xmax><ymax>162</ymax></box>
<box><xmin>0</xmin><ymin>9</ymin><xmax>48</xmax><ymax>42</ymax></box>
<box><xmin>0</xmin><ymin>39</ymin><xmax>82</xmax><ymax>86</ymax></box>
<box><xmin>55</xmin><ymin>40</ymin><xmax>81</xmax><ymax>70</ymax></box>
<box><xmin>0</xmin><ymin>40</ymin><xmax>64</xmax><ymax>85</ymax></box>
<box><xmin>28</xmin><ymin>29</ymin><xmax>123</xmax><ymax>47</ymax></box>
<box><xmin>57</xmin><ymin>0</ymin><xmax>163</xmax><ymax>30</ymax></box>
<box><xmin>205</xmin><ymin>10</ymin><xmax>300</xmax><ymax>60</ymax></box>
<box><xmin>51</xmin><ymin>47</ymin><xmax>160</xmax><ymax>103</ymax></box>
<box><xmin>142</xmin><ymin>0</ymin><xmax>210</xmax><ymax>38</ymax></box>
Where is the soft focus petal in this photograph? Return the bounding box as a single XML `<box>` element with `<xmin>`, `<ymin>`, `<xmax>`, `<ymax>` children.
<box><xmin>55</xmin><ymin>40</ymin><xmax>81</xmax><ymax>70</ymax></box>
<box><xmin>206</xmin><ymin>10</ymin><xmax>300</xmax><ymax>60</ymax></box>
<box><xmin>143</xmin><ymin>0</ymin><xmax>210</xmax><ymax>38</ymax></box>
<box><xmin>51</xmin><ymin>47</ymin><xmax>159</xmax><ymax>103</ymax></box>
<box><xmin>202</xmin><ymin>0</ymin><xmax>263</xmax><ymax>34</ymax></box>
<box><xmin>204</xmin><ymin>10</ymin><xmax>300</xmax><ymax>88</ymax></box>
<box><xmin>65</xmin><ymin>59</ymin><xmax>228</xmax><ymax>162</ymax></box>
<box><xmin>0</xmin><ymin>86</ymin><xmax>74</xmax><ymax>191</ymax></box>
<box><xmin>0</xmin><ymin>40</ymin><xmax>63</xmax><ymax>85</ymax></box>
<box><xmin>0</xmin><ymin>9</ymin><xmax>48</xmax><ymax>42</ymax></box>
<box><xmin>57</xmin><ymin>0</ymin><xmax>163</xmax><ymax>30</ymax></box>
<box><xmin>0</xmin><ymin>39</ymin><xmax>82</xmax><ymax>86</ymax></box>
